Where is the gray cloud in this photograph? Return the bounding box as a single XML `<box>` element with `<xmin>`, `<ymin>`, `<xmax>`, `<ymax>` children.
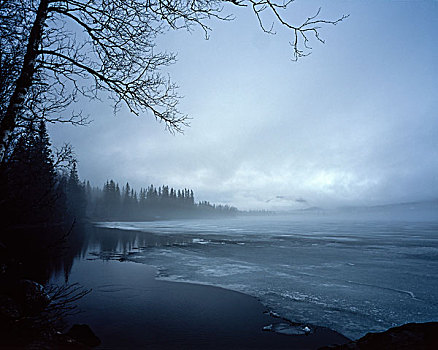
<box><xmin>49</xmin><ymin>1</ymin><xmax>438</xmax><ymax>210</ymax></box>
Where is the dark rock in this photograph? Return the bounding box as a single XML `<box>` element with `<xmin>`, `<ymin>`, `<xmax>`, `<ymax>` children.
<box><xmin>320</xmin><ymin>322</ymin><xmax>438</xmax><ymax>350</ymax></box>
<box><xmin>53</xmin><ymin>332</ymin><xmax>91</xmax><ymax>349</ymax></box>
<box><xmin>66</xmin><ymin>324</ymin><xmax>101</xmax><ymax>347</ymax></box>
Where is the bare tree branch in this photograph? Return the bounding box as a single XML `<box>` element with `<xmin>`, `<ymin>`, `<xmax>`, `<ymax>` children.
<box><xmin>0</xmin><ymin>0</ymin><xmax>347</xmax><ymax>161</ymax></box>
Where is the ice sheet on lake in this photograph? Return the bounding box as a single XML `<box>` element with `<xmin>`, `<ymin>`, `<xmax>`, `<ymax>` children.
<box><xmin>91</xmin><ymin>216</ymin><xmax>438</xmax><ymax>339</ymax></box>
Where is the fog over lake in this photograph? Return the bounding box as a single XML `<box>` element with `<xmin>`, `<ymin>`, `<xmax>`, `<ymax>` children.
<box><xmin>49</xmin><ymin>0</ymin><xmax>438</xmax><ymax>211</ymax></box>
<box><xmin>3</xmin><ymin>0</ymin><xmax>438</xmax><ymax>348</ymax></box>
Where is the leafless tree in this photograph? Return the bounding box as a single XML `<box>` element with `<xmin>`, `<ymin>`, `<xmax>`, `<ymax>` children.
<box><xmin>53</xmin><ymin>142</ymin><xmax>75</xmax><ymax>171</ymax></box>
<box><xmin>42</xmin><ymin>282</ymin><xmax>91</xmax><ymax>326</ymax></box>
<box><xmin>0</xmin><ymin>0</ymin><xmax>347</xmax><ymax>162</ymax></box>
<box><xmin>14</xmin><ymin>283</ymin><xmax>91</xmax><ymax>337</ymax></box>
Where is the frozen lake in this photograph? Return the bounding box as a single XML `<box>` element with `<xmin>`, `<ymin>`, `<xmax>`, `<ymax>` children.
<box><xmin>82</xmin><ymin>215</ymin><xmax>438</xmax><ymax>339</ymax></box>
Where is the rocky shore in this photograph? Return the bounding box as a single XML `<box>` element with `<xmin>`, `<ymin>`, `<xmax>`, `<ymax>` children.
<box><xmin>1</xmin><ymin>273</ymin><xmax>437</xmax><ymax>349</ymax></box>
<box><xmin>321</xmin><ymin>322</ymin><xmax>438</xmax><ymax>350</ymax></box>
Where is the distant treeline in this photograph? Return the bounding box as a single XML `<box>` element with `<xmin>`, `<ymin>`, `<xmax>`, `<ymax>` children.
<box><xmin>87</xmin><ymin>180</ymin><xmax>238</xmax><ymax>221</ymax></box>
<box><xmin>0</xmin><ymin>120</ymin><xmax>237</xmax><ymax>283</ymax></box>
<box><xmin>1</xmin><ymin>119</ymin><xmax>237</xmax><ymax>226</ymax></box>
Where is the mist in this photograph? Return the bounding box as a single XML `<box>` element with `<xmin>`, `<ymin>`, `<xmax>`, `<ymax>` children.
<box><xmin>2</xmin><ymin>1</ymin><xmax>437</xmax><ymax>348</ymax></box>
<box><xmin>48</xmin><ymin>0</ymin><xmax>438</xmax><ymax>211</ymax></box>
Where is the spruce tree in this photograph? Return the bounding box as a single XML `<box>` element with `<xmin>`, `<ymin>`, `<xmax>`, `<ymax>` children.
<box><xmin>4</xmin><ymin>121</ymin><xmax>60</xmax><ymax>224</ymax></box>
<box><xmin>66</xmin><ymin>161</ymin><xmax>86</xmax><ymax>220</ymax></box>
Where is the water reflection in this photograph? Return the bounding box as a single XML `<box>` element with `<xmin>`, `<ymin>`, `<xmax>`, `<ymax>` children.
<box><xmin>46</xmin><ymin>224</ymin><xmax>193</xmax><ymax>282</ymax></box>
<box><xmin>1</xmin><ymin>223</ymin><xmax>91</xmax><ymax>284</ymax></box>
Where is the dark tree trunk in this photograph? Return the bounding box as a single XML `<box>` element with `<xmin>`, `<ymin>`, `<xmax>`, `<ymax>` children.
<box><xmin>0</xmin><ymin>0</ymin><xmax>50</xmax><ymax>162</ymax></box>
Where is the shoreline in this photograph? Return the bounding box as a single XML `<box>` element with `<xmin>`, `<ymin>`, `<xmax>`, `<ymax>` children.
<box><xmin>52</xmin><ymin>221</ymin><xmax>438</xmax><ymax>348</ymax></box>
<box><xmin>56</xmin><ymin>257</ymin><xmax>350</xmax><ymax>349</ymax></box>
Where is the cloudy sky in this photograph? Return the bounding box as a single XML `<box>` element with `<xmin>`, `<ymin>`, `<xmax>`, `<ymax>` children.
<box><xmin>49</xmin><ymin>0</ymin><xmax>438</xmax><ymax>210</ymax></box>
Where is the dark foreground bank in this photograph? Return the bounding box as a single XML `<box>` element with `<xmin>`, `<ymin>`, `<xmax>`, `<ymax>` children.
<box><xmin>53</xmin><ymin>258</ymin><xmax>350</xmax><ymax>349</ymax></box>
<box><xmin>321</xmin><ymin>322</ymin><xmax>438</xmax><ymax>350</ymax></box>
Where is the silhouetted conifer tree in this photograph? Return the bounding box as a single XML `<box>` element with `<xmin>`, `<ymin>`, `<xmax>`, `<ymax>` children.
<box><xmin>66</xmin><ymin>161</ymin><xmax>86</xmax><ymax>220</ymax></box>
<box><xmin>3</xmin><ymin>121</ymin><xmax>61</xmax><ymax>225</ymax></box>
